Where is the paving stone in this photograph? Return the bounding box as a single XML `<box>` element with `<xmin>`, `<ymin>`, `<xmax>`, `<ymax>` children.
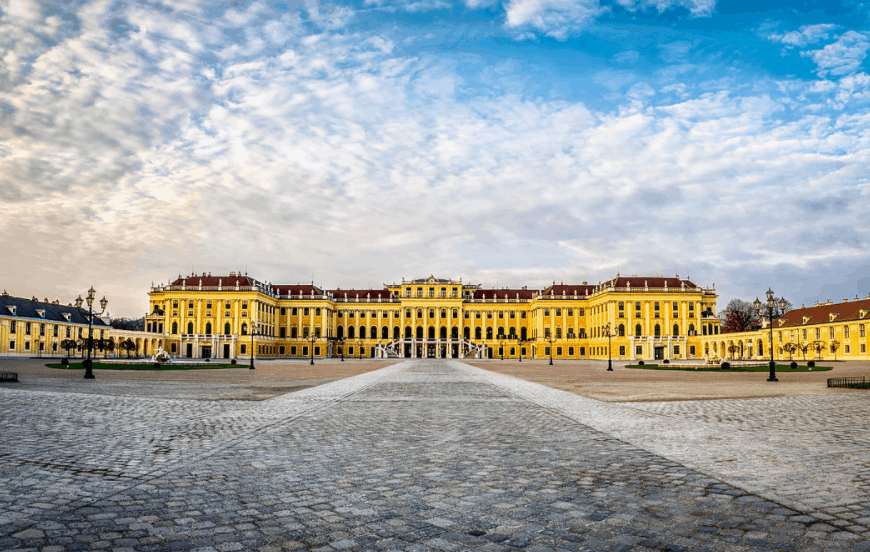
<box><xmin>1</xmin><ymin>360</ymin><xmax>869</xmax><ymax>551</ymax></box>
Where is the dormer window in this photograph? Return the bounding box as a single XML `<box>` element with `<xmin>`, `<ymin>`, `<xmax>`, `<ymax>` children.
<box><xmin>6</xmin><ymin>306</ymin><xmax>16</xmax><ymax>315</ymax></box>
<box><xmin>803</xmin><ymin>316</ymin><xmax>811</xmax><ymax>324</ymax></box>
<box><xmin>61</xmin><ymin>313</ymin><xmax>71</xmax><ymax>321</ymax></box>
<box><xmin>36</xmin><ymin>309</ymin><xmax>45</xmax><ymax>318</ymax></box>
<box><xmin>830</xmin><ymin>313</ymin><xmax>838</xmax><ymax>322</ymax></box>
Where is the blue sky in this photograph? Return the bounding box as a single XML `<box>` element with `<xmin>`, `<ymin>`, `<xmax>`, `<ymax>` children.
<box><xmin>1</xmin><ymin>0</ymin><xmax>869</xmax><ymax>317</ymax></box>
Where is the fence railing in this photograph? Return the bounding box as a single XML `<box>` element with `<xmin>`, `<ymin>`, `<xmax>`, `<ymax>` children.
<box><xmin>0</xmin><ymin>372</ymin><xmax>19</xmax><ymax>382</ymax></box>
<box><xmin>827</xmin><ymin>377</ymin><xmax>869</xmax><ymax>389</ymax></box>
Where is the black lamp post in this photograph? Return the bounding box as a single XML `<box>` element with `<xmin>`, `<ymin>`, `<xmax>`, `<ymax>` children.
<box><xmin>249</xmin><ymin>322</ymin><xmax>261</xmax><ymax>370</ymax></box>
<box><xmin>498</xmin><ymin>335</ymin><xmax>506</xmax><ymax>360</ymax></box>
<box><xmin>74</xmin><ymin>286</ymin><xmax>108</xmax><ymax>380</ymax></box>
<box><xmin>753</xmin><ymin>289</ymin><xmax>788</xmax><ymax>382</ymax></box>
<box><xmin>309</xmin><ymin>335</ymin><xmax>316</xmax><ymax>365</ymax></box>
<box><xmin>359</xmin><ymin>338</ymin><xmax>364</xmax><ymax>359</ymax></box>
<box><xmin>546</xmin><ymin>334</ymin><xmax>554</xmax><ymax>366</ymax></box>
<box><xmin>603</xmin><ymin>322</ymin><xmax>614</xmax><ymax>371</ymax></box>
<box><xmin>517</xmin><ymin>338</ymin><xmax>525</xmax><ymax>362</ymax></box>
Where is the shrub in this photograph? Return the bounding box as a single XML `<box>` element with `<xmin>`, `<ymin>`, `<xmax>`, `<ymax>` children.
<box><xmin>60</xmin><ymin>358</ymin><xmax>69</xmax><ymax>366</ymax></box>
<box><xmin>231</xmin><ymin>359</ymin><xmax>237</xmax><ymax>365</ymax></box>
<box><xmin>153</xmin><ymin>363</ymin><xmax>160</xmax><ymax>370</ymax></box>
<box><xmin>638</xmin><ymin>360</ymin><xmax>645</xmax><ymax>366</ymax></box>
<box><xmin>721</xmin><ymin>362</ymin><xmax>730</xmax><ymax>370</ymax></box>
<box><xmin>808</xmin><ymin>360</ymin><xmax>815</xmax><ymax>368</ymax></box>
<box><xmin>790</xmin><ymin>361</ymin><xmax>798</xmax><ymax>369</ymax></box>
<box><xmin>204</xmin><ymin>358</ymin><xmax>210</xmax><ymax>362</ymax></box>
<box><xmin>663</xmin><ymin>359</ymin><xmax>670</xmax><ymax>364</ymax></box>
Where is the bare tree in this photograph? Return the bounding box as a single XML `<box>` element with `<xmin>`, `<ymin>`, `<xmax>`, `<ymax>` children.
<box><xmin>811</xmin><ymin>340</ymin><xmax>826</xmax><ymax>360</ymax></box>
<box><xmin>782</xmin><ymin>342</ymin><xmax>797</xmax><ymax>361</ymax></box>
<box><xmin>830</xmin><ymin>339</ymin><xmax>840</xmax><ymax>360</ymax></box>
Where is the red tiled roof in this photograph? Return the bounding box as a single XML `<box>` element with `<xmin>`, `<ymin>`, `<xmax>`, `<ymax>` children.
<box><xmin>775</xmin><ymin>298</ymin><xmax>870</xmax><ymax>329</ymax></box>
<box><xmin>602</xmin><ymin>277</ymin><xmax>697</xmax><ymax>289</ymax></box>
<box><xmin>273</xmin><ymin>284</ymin><xmax>324</xmax><ymax>296</ymax></box>
<box><xmin>171</xmin><ymin>275</ymin><xmax>254</xmax><ymax>287</ymax></box>
<box><xmin>473</xmin><ymin>289</ymin><xmax>537</xmax><ymax>300</ymax></box>
<box><xmin>541</xmin><ymin>284</ymin><xmax>596</xmax><ymax>297</ymax></box>
<box><xmin>329</xmin><ymin>289</ymin><xmax>393</xmax><ymax>299</ymax></box>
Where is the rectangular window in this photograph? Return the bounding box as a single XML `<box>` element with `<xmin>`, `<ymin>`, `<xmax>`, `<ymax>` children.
<box><xmin>316</xmin><ymin>308</ymin><xmax>321</xmax><ymax>316</ymax></box>
<box><xmin>555</xmin><ymin>308</ymin><xmax>561</xmax><ymax>316</ymax></box>
<box><xmin>206</xmin><ymin>300</ymin><xmax>212</xmax><ymax>308</ymax></box>
<box><xmin>845</xmin><ymin>345</ymin><xmax>850</xmax><ymax>354</ymax></box>
<box><xmin>579</xmin><ymin>347</ymin><xmax>585</xmax><ymax>356</ymax></box>
<box><xmin>348</xmin><ymin>346</ymin><xmax>354</xmax><ymax>355</ymax></box>
<box><xmin>830</xmin><ymin>327</ymin><xmax>835</xmax><ymax>339</ymax></box>
<box><xmin>173</xmin><ymin>300</ymin><xmax>179</xmax><ymax>308</ymax></box>
<box><xmin>862</xmin><ymin>344</ymin><xmax>866</xmax><ymax>354</ymax></box>
<box><xmin>544</xmin><ymin>328</ymin><xmax>551</xmax><ymax>338</ymax></box>
<box><xmin>567</xmin><ymin>308</ymin><xmax>573</xmax><ymax>316</ymax></box>
<box><xmin>556</xmin><ymin>347</ymin><xmax>562</xmax><ymax>355</ymax></box>
<box><xmin>690</xmin><ymin>345</ymin><xmax>695</xmax><ymax>355</ymax></box>
<box><xmin>802</xmin><ymin>329</ymin><xmax>807</xmax><ymax>340</ymax></box>
<box><xmin>291</xmin><ymin>346</ymin><xmax>297</xmax><ymax>355</ymax></box>
<box><xmin>556</xmin><ymin>328</ymin><xmax>562</xmax><ymax>338</ymax></box>
<box><xmin>280</xmin><ymin>327</ymin><xmax>286</xmax><ymax>338</ymax></box>
<box><xmin>8</xmin><ymin>341</ymin><xmax>14</xmax><ymax>350</ymax></box>
<box><xmin>499</xmin><ymin>311</ymin><xmax>504</xmax><ymax>319</ymax></box>
<box><xmin>619</xmin><ymin>345</ymin><xmax>626</xmax><ymax>356</ymax></box>
<box><xmin>53</xmin><ymin>325</ymin><xmax>58</xmax><ymax>337</ymax></box>
<box><xmin>9</xmin><ymin>321</ymin><xmax>15</xmax><ymax>334</ymax></box>
<box><xmin>304</xmin><ymin>307</ymin><xmax>310</xmax><ymax>316</ymax></box>
<box><xmin>292</xmin><ymin>307</ymin><xmax>298</xmax><ymax>315</ymax></box>
<box><xmin>844</xmin><ymin>326</ymin><xmax>850</xmax><ymax>338</ymax></box>
<box><xmin>568</xmin><ymin>347</ymin><xmax>574</xmax><ymax>355</ymax></box>
<box><xmin>24</xmin><ymin>341</ymin><xmax>30</xmax><ymax>350</ymax></box>
<box><xmin>303</xmin><ymin>346</ymin><xmax>308</xmax><ymax>356</ymax></box>
<box><xmin>545</xmin><ymin>347</ymin><xmax>551</xmax><ymax>356</ymax></box>
<box><xmin>860</xmin><ymin>324</ymin><xmax>865</xmax><ymax>337</ymax></box>
<box><xmin>349</xmin><ymin>311</ymin><xmax>354</xmax><ymax>318</ymax></box>
<box><xmin>281</xmin><ymin>307</ymin><xmax>286</xmax><ymax>315</ymax></box>
<box><xmin>464</xmin><ymin>311</ymin><xmax>470</xmax><ymax>319</ymax></box>
<box><xmin>636</xmin><ymin>345</ymin><xmax>643</xmax><ymax>355</ymax></box>
<box><xmin>815</xmin><ymin>328</ymin><xmax>821</xmax><ymax>339</ymax></box>
<box><xmin>314</xmin><ymin>346</ymin><xmax>320</xmax><ymax>356</ymax></box>
<box><xmin>476</xmin><ymin>312</ymin><xmax>481</xmax><ymax>319</ymax></box>
<box><xmin>674</xmin><ymin>345</ymin><xmax>680</xmax><ymax>355</ymax></box>
<box><xmin>521</xmin><ymin>312</ymin><xmax>527</xmax><ymax>319</ymax></box>
<box><xmin>487</xmin><ymin>312</ymin><xmax>492</xmax><ymax>319</ymax></box>
<box><xmin>280</xmin><ymin>346</ymin><xmax>285</xmax><ymax>355</ymax></box>
<box><xmin>25</xmin><ymin>322</ymin><xmax>31</xmax><ymax>335</ymax></box>
<box><xmin>544</xmin><ymin>308</ymin><xmax>550</xmax><ymax>316</ymax></box>
<box><xmin>189</xmin><ymin>300</ymin><xmax>195</xmax><ymax>309</ymax></box>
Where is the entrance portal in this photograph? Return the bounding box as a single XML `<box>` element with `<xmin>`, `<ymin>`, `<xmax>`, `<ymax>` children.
<box><xmin>223</xmin><ymin>344</ymin><xmax>231</xmax><ymax>359</ymax></box>
<box><xmin>201</xmin><ymin>346</ymin><xmax>212</xmax><ymax>359</ymax></box>
<box><xmin>186</xmin><ymin>343</ymin><xmax>193</xmax><ymax>358</ymax></box>
<box><xmin>654</xmin><ymin>346</ymin><xmax>665</xmax><ymax>360</ymax></box>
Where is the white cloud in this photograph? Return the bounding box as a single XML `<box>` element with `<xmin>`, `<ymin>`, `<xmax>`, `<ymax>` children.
<box><xmin>802</xmin><ymin>30</ymin><xmax>870</xmax><ymax>77</ymax></box>
<box><xmin>767</xmin><ymin>23</ymin><xmax>837</xmax><ymax>48</ymax></box>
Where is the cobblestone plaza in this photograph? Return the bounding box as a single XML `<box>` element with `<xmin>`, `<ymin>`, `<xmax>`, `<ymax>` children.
<box><xmin>2</xmin><ymin>360</ymin><xmax>870</xmax><ymax>551</ymax></box>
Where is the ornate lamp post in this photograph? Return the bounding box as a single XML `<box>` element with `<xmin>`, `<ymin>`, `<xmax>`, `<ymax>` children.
<box><xmin>309</xmin><ymin>334</ymin><xmax>317</xmax><ymax>365</ymax></box>
<box><xmin>498</xmin><ymin>334</ymin><xmax>506</xmax><ymax>360</ymax></box>
<box><xmin>753</xmin><ymin>289</ymin><xmax>788</xmax><ymax>383</ymax></box>
<box><xmin>546</xmin><ymin>334</ymin><xmax>555</xmax><ymax>366</ymax></box>
<box><xmin>517</xmin><ymin>338</ymin><xmax>525</xmax><ymax>362</ymax></box>
<box><xmin>603</xmin><ymin>322</ymin><xmax>614</xmax><ymax>371</ymax></box>
<box><xmin>74</xmin><ymin>287</ymin><xmax>108</xmax><ymax>380</ymax></box>
<box><xmin>359</xmin><ymin>338</ymin><xmax>364</xmax><ymax>360</ymax></box>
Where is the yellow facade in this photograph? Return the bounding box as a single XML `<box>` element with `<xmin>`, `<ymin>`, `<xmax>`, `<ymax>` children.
<box><xmin>698</xmin><ymin>296</ymin><xmax>870</xmax><ymax>362</ymax></box>
<box><xmin>0</xmin><ymin>291</ymin><xmax>111</xmax><ymax>358</ymax></box>
<box><xmin>141</xmin><ymin>273</ymin><xmax>720</xmax><ymax>361</ymax></box>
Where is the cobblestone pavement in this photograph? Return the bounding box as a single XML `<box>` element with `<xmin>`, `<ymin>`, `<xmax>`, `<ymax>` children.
<box><xmin>2</xmin><ymin>360</ymin><xmax>869</xmax><ymax>551</ymax></box>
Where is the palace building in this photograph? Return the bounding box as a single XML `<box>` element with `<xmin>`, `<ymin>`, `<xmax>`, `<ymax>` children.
<box><xmin>139</xmin><ymin>272</ymin><xmax>721</xmax><ymax>361</ymax></box>
<box><xmin>0</xmin><ymin>291</ymin><xmax>111</xmax><ymax>357</ymax></box>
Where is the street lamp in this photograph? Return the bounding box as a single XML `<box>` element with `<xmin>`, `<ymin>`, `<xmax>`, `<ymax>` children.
<box><xmin>517</xmin><ymin>338</ymin><xmax>525</xmax><ymax>362</ymax></box>
<box><xmin>309</xmin><ymin>334</ymin><xmax>317</xmax><ymax>365</ymax></box>
<box><xmin>753</xmin><ymin>289</ymin><xmax>788</xmax><ymax>383</ymax></box>
<box><xmin>249</xmin><ymin>321</ymin><xmax>262</xmax><ymax>370</ymax></box>
<box><xmin>603</xmin><ymin>322</ymin><xmax>615</xmax><ymax>371</ymax></box>
<box><xmin>74</xmin><ymin>286</ymin><xmax>108</xmax><ymax>380</ymax></box>
<box><xmin>359</xmin><ymin>338</ymin><xmax>364</xmax><ymax>360</ymax></box>
<box><xmin>546</xmin><ymin>334</ymin><xmax>555</xmax><ymax>366</ymax></box>
<box><xmin>498</xmin><ymin>334</ymin><xmax>506</xmax><ymax>360</ymax></box>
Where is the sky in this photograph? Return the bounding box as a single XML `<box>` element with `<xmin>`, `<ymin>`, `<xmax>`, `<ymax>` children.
<box><xmin>1</xmin><ymin>0</ymin><xmax>869</xmax><ymax>318</ymax></box>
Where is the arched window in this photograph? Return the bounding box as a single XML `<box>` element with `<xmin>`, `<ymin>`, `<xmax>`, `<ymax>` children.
<box><xmin>291</xmin><ymin>327</ymin><xmax>297</xmax><ymax>338</ymax></box>
<box><xmin>464</xmin><ymin>327</ymin><xmax>470</xmax><ymax>339</ymax></box>
<box><xmin>171</xmin><ymin>322</ymin><xmax>178</xmax><ymax>335</ymax></box>
<box><xmin>509</xmin><ymin>327</ymin><xmax>516</xmax><ymax>338</ymax></box>
<box><xmin>393</xmin><ymin>326</ymin><xmax>400</xmax><ymax>339</ymax></box>
<box><xmin>688</xmin><ymin>324</ymin><xmax>695</xmax><ymax>336</ymax></box>
<box><xmin>370</xmin><ymin>326</ymin><xmax>377</xmax><ymax>340</ymax></box>
<box><xmin>654</xmin><ymin>324</ymin><xmax>661</xmax><ymax>337</ymax></box>
<box><xmin>475</xmin><ymin>327</ymin><xmax>482</xmax><ymax>339</ymax></box>
<box><xmin>618</xmin><ymin>324</ymin><xmax>625</xmax><ymax>337</ymax></box>
<box><xmin>416</xmin><ymin>326</ymin><xmax>424</xmax><ymax>339</ymax></box>
<box><xmin>348</xmin><ymin>326</ymin><xmax>355</xmax><ymax>339</ymax></box>
<box><xmin>673</xmin><ymin>324</ymin><xmax>679</xmax><ymax>337</ymax></box>
<box><xmin>440</xmin><ymin>326</ymin><xmax>447</xmax><ymax>339</ymax></box>
<box><xmin>451</xmin><ymin>327</ymin><xmax>458</xmax><ymax>339</ymax></box>
<box><xmin>497</xmin><ymin>327</ymin><xmax>505</xmax><ymax>338</ymax></box>
<box><xmin>360</xmin><ymin>326</ymin><xmax>366</xmax><ymax>339</ymax></box>
<box><xmin>205</xmin><ymin>322</ymin><xmax>212</xmax><ymax>336</ymax></box>
<box><xmin>405</xmin><ymin>326</ymin><xmax>412</xmax><ymax>338</ymax></box>
<box><xmin>225</xmin><ymin>322</ymin><xmax>231</xmax><ymax>335</ymax></box>
<box><xmin>417</xmin><ymin>309</ymin><xmax>422</xmax><ymax>318</ymax></box>
<box><xmin>635</xmin><ymin>324</ymin><xmax>642</xmax><ymax>337</ymax></box>
<box><xmin>188</xmin><ymin>322</ymin><xmax>194</xmax><ymax>334</ymax></box>
<box><xmin>240</xmin><ymin>323</ymin><xmax>247</xmax><ymax>336</ymax></box>
<box><xmin>382</xmin><ymin>326</ymin><xmax>389</xmax><ymax>339</ymax></box>
<box><xmin>428</xmin><ymin>326</ymin><xmax>435</xmax><ymax>339</ymax></box>
<box><xmin>337</xmin><ymin>326</ymin><xmax>344</xmax><ymax>339</ymax></box>
<box><xmin>486</xmin><ymin>327</ymin><xmax>493</xmax><ymax>339</ymax></box>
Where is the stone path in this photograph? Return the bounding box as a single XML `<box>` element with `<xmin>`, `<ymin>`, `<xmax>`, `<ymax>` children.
<box><xmin>1</xmin><ymin>360</ymin><xmax>869</xmax><ymax>551</ymax></box>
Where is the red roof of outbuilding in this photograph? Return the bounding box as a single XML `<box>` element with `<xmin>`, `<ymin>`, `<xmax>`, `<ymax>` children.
<box><xmin>774</xmin><ymin>298</ymin><xmax>870</xmax><ymax>329</ymax></box>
